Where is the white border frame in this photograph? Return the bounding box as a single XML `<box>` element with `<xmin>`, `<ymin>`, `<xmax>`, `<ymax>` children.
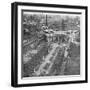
<box><xmin>17</xmin><ymin>5</ymin><xmax>86</xmax><ymax>84</ymax></box>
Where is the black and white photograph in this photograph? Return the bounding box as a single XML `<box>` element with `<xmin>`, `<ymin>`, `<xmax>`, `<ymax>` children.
<box><xmin>22</xmin><ymin>12</ymin><xmax>80</xmax><ymax>78</ymax></box>
<box><xmin>11</xmin><ymin>2</ymin><xmax>88</xmax><ymax>87</ymax></box>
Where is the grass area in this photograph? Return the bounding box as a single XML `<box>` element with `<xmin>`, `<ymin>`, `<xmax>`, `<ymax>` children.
<box><xmin>22</xmin><ymin>43</ymin><xmax>49</xmax><ymax>77</ymax></box>
<box><xmin>64</xmin><ymin>43</ymin><xmax>80</xmax><ymax>75</ymax></box>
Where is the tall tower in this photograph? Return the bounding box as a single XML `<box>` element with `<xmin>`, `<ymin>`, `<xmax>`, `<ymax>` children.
<box><xmin>46</xmin><ymin>14</ymin><xmax>48</xmax><ymax>26</ymax></box>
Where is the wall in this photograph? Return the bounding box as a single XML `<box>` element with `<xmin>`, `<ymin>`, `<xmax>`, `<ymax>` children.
<box><xmin>0</xmin><ymin>0</ymin><xmax>89</xmax><ymax>89</ymax></box>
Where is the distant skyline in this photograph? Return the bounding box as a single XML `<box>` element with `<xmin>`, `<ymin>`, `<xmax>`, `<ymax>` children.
<box><xmin>23</xmin><ymin>11</ymin><xmax>81</xmax><ymax>17</ymax></box>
